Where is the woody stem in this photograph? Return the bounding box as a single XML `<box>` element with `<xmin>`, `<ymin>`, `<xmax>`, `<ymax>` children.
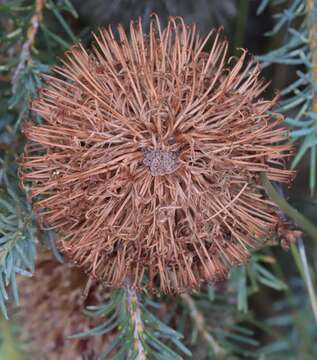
<box><xmin>125</xmin><ymin>281</ymin><xmax>146</xmax><ymax>360</ymax></box>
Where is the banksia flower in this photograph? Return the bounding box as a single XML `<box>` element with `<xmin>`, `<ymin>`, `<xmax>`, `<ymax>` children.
<box><xmin>20</xmin><ymin>16</ymin><xmax>293</xmax><ymax>293</ymax></box>
<box><xmin>18</xmin><ymin>250</ymin><xmax>112</xmax><ymax>360</ymax></box>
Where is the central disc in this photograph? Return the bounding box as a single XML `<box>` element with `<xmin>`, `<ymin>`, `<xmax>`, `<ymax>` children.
<box><xmin>143</xmin><ymin>149</ymin><xmax>180</xmax><ymax>176</ymax></box>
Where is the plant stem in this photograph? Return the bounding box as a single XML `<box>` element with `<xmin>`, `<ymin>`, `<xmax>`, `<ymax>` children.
<box><xmin>181</xmin><ymin>293</ymin><xmax>223</xmax><ymax>358</ymax></box>
<box><xmin>233</xmin><ymin>0</ymin><xmax>249</xmax><ymax>53</ymax></box>
<box><xmin>126</xmin><ymin>283</ymin><xmax>146</xmax><ymax>360</ymax></box>
<box><xmin>262</xmin><ymin>174</ymin><xmax>317</xmax><ymax>323</ymax></box>
<box><xmin>292</xmin><ymin>239</ymin><xmax>317</xmax><ymax>324</ymax></box>
<box><xmin>12</xmin><ymin>0</ymin><xmax>45</xmax><ymax>93</ymax></box>
<box><xmin>260</xmin><ymin>173</ymin><xmax>317</xmax><ymax>241</ymax></box>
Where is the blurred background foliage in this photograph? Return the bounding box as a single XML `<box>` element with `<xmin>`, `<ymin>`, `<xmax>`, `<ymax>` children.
<box><xmin>0</xmin><ymin>0</ymin><xmax>317</xmax><ymax>359</ymax></box>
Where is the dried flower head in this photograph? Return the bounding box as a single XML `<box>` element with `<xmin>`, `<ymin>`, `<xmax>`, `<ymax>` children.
<box><xmin>20</xmin><ymin>16</ymin><xmax>294</xmax><ymax>293</ymax></box>
<box><xmin>18</xmin><ymin>251</ymin><xmax>113</xmax><ymax>360</ymax></box>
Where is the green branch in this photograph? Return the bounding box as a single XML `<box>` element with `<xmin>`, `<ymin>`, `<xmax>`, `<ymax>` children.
<box><xmin>181</xmin><ymin>293</ymin><xmax>224</xmax><ymax>358</ymax></box>
<box><xmin>291</xmin><ymin>239</ymin><xmax>317</xmax><ymax>324</ymax></box>
<box><xmin>260</xmin><ymin>173</ymin><xmax>317</xmax><ymax>241</ymax></box>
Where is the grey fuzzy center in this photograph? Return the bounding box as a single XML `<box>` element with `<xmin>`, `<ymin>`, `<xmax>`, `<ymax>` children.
<box><xmin>143</xmin><ymin>149</ymin><xmax>180</xmax><ymax>176</ymax></box>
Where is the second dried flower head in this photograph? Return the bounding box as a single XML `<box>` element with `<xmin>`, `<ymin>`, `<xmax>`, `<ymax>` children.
<box><xmin>20</xmin><ymin>16</ymin><xmax>293</xmax><ymax>292</ymax></box>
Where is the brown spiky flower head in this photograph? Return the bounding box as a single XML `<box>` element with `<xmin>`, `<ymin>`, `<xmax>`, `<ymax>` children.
<box><xmin>20</xmin><ymin>16</ymin><xmax>293</xmax><ymax>293</ymax></box>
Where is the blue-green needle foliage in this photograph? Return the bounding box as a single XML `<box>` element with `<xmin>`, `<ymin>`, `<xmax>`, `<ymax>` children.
<box><xmin>258</xmin><ymin>0</ymin><xmax>317</xmax><ymax>194</ymax></box>
<box><xmin>178</xmin><ymin>254</ymin><xmax>288</xmax><ymax>358</ymax></box>
<box><xmin>258</xmin><ymin>276</ymin><xmax>317</xmax><ymax>359</ymax></box>
<box><xmin>179</xmin><ymin>290</ymin><xmax>261</xmax><ymax>358</ymax></box>
<box><xmin>1</xmin><ymin>0</ymin><xmax>78</xmax><ymax>132</ymax></box>
<box><xmin>0</xmin><ymin>0</ymin><xmax>79</xmax><ymax>319</ymax></box>
<box><xmin>70</xmin><ymin>288</ymin><xmax>192</xmax><ymax>360</ymax></box>
<box><xmin>231</xmin><ymin>253</ymin><xmax>287</xmax><ymax>314</ymax></box>
<box><xmin>0</xmin><ymin>159</ymin><xmax>36</xmax><ymax>320</ymax></box>
<box><xmin>70</xmin><ymin>254</ymin><xmax>288</xmax><ymax>359</ymax></box>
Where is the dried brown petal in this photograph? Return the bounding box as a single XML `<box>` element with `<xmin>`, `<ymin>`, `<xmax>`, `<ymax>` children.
<box><xmin>20</xmin><ymin>16</ymin><xmax>294</xmax><ymax>292</ymax></box>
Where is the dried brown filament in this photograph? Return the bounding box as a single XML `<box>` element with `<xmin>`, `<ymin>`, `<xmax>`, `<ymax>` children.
<box><xmin>20</xmin><ymin>16</ymin><xmax>294</xmax><ymax>293</ymax></box>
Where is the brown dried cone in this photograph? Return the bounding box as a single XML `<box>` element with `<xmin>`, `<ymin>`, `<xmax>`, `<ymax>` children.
<box><xmin>20</xmin><ymin>16</ymin><xmax>294</xmax><ymax>293</ymax></box>
<box><xmin>17</xmin><ymin>250</ymin><xmax>113</xmax><ymax>360</ymax></box>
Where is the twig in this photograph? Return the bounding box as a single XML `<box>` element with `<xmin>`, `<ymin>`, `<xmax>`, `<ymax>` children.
<box><xmin>261</xmin><ymin>172</ymin><xmax>317</xmax><ymax>321</ymax></box>
<box><xmin>260</xmin><ymin>173</ymin><xmax>317</xmax><ymax>241</ymax></box>
<box><xmin>126</xmin><ymin>283</ymin><xmax>146</xmax><ymax>360</ymax></box>
<box><xmin>181</xmin><ymin>293</ymin><xmax>224</xmax><ymax>359</ymax></box>
<box><xmin>295</xmin><ymin>239</ymin><xmax>317</xmax><ymax>324</ymax></box>
<box><xmin>12</xmin><ymin>0</ymin><xmax>45</xmax><ymax>93</ymax></box>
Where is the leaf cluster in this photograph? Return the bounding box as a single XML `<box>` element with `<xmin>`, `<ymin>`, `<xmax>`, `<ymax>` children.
<box><xmin>258</xmin><ymin>0</ymin><xmax>317</xmax><ymax>194</ymax></box>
